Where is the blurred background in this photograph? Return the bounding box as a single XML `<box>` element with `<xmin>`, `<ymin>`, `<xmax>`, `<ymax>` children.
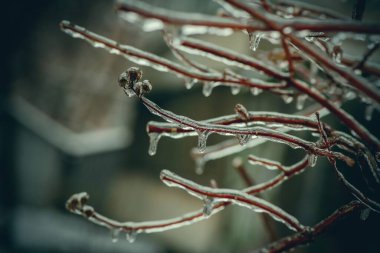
<box><xmin>1</xmin><ymin>0</ymin><xmax>379</xmax><ymax>253</ymax></box>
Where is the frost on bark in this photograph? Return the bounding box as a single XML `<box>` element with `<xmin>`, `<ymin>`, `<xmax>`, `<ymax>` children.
<box><xmin>61</xmin><ymin>0</ymin><xmax>380</xmax><ymax>252</ymax></box>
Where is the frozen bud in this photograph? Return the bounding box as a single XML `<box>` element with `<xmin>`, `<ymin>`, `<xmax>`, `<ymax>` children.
<box><xmin>142</xmin><ymin>80</ymin><xmax>152</xmax><ymax>93</ymax></box>
<box><xmin>135</xmin><ymin>80</ymin><xmax>152</xmax><ymax>97</ymax></box>
<box><xmin>118</xmin><ymin>67</ymin><xmax>143</xmax><ymax>89</ymax></box>
<box><xmin>234</xmin><ymin>103</ymin><xmax>250</xmax><ymax>122</ymax></box>
<box><xmin>66</xmin><ymin>192</ymin><xmax>89</xmax><ymax>211</ymax></box>
<box><xmin>118</xmin><ymin>72</ymin><xmax>129</xmax><ymax>89</ymax></box>
<box><xmin>82</xmin><ymin>206</ymin><xmax>95</xmax><ymax>218</ymax></box>
<box><xmin>65</xmin><ymin>197</ymin><xmax>78</xmax><ymax>212</ymax></box>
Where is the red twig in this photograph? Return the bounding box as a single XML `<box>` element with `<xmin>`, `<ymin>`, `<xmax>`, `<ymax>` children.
<box><xmin>257</xmin><ymin>201</ymin><xmax>362</xmax><ymax>253</ymax></box>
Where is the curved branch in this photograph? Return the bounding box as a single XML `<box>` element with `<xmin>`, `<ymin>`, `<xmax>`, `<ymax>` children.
<box><xmin>160</xmin><ymin>169</ymin><xmax>306</xmax><ymax>232</ymax></box>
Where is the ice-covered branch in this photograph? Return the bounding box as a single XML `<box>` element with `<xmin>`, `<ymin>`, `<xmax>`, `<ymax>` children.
<box><xmin>65</xmin><ymin>156</ymin><xmax>311</xmax><ymax>240</ymax></box>
<box><xmin>60</xmin><ymin>21</ymin><xmax>285</xmax><ymax>92</ymax></box>
<box><xmin>160</xmin><ymin>169</ymin><xmax>306</xmax><ymax>232</ymax></box>
<box><xmin>171</xmin><ymin>36</ymin><xmax>288</xmax><ymax>80</ymax></box>
<box><xmin>168</xmin><ymin>29</ymin><xmax>380</xmax><ymax>149</ymax></box>
<box><xmin>141</xmin><ymin>96</ymin><xmax>354</xmax><ymax>165</ymax></box>
<box><xmin>190</xmin><ymin>102</ymin><xmax>335</xmax><ymax>172</ymax></box>
<box><xmin>117</xmin><ymin>0</ymin><xmax>380</xmax><ymax>34</ymax></box>
<box><xmin>61</xmin><ymin>0</ymin><xmax>380</xmax><ymax>251</ymax></box>
<box><xmin>116</xmin><ymin>0</ymin><xmax>267</xmax><ymax>33</ymax></box>
<box><xmin>65</xmin><ymin>192</ymin><xmax>222</xmax><ymax>242</ymax></box>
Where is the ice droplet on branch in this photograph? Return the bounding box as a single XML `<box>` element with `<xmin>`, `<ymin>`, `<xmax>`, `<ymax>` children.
<box><xmin>296</xmin><ymin>94</ymin><xmax>307</xmax><ymax>110</ymax></box>
<box><xmin>202</xmin><ymin>82</ymin><xmax>218</xmax><ymax>97</ymax></box>
<box><xmin>203</xmin><ymin>197</ymin><xmax>214</xmax><ymax>217</ymax></box>
<box><xmin>332</xmin><ymin>45</ymin><xmax>342</xmax><ymax>64</ymax></box>
<box><xmin>230</xmin><ymin>85</ymin><xmax>241</xmax><ymax>95</ymax></box>
<box><xmin>126</xmin><ymin>230</ymin><xmax>137</xmax><ymax>243</ymax></box>
<box><xmin>184</xmin><ymin>78</ymin><xmax>197</xmax><ymax>90</ymax></box>
<box><xmin>360</xmin><ymin>208</ymin><xmax>370</xmax><ymax>221</ymax></box>
<box><xmin>197</xmin><ymin>130</ymin><xmax>210</xmax><ymax>153</ymax></box>
<box><xmin>307</xmin><ymin>153</ymin><xmax>318</xmax><ymax>167</ymax></box>
<box><xmin>365</xmin><ymin>104</ymin><xmax>375</xmax><ymax>121</ymax></box>
<box><xmin>148</xmin><ymin>132</ymin><xmax>162</xmax><ymax>156</ymax></box>
<box><xmin>111</xmin><ymin>228</ymin><xmax>121</xmax><ymax>243</ymax></box>
<box><xmin>250</xmin><ymin>87</ymin><xmax>262</xmax><ymax>96</ymax></box>
<box><xmin>237</xmin><ymin>134</ymin><xmax>251</xmax><ymax>146</ymax></box>
<box><xmin>282</xmin><ymin>94</ymin><xmax>294</xmax><ymax>104</ymax></box>
<box><xmin>249</xmin><ymin>32</ymin><xmax>263</xmax><ymax>51</ymax></box>
<box><xmin>195</xmin><ymin>157</ymin><xmax>206</xmax><ymax>175</ymax></box>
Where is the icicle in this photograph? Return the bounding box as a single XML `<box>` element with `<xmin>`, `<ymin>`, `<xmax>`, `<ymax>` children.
<box><xmin>109</xmin><ymin>48</ymin><xmax>121</xmax><ymax>55</ymax></box>
<box><xmin>249</xmin><ymin>32</ymin><xmax>263</xmax><ymax>51</ymax></box>
<box><xmin>202</xmin><ymin>197</ymin><xmax>214</xmax><ymax>217</ymax></box>
<box><xmin>148</xmin><ymin>132</ymin><xmax>162</xmax><ymax>156</ymax></box>
<box><xmin>360</xmin><ymin>95</ymin><xmax>371</xmax><ymax>104</ymax></box>
<box><xmin>230</xmin><ymin>85</ymin><xmax>241</xmax><ymax>95</ymax></box>
<box><xmin>195</xmin><ymin>157</ymin><xmax>206</xmax><ymax>175</ymax></box>
<box><xmin>250</xmin><ymin>87</ymin><xmax>262</xmax><ymax>96</ymax></box>
<box><xmin>197</xmin><ymin>130</ymin><xmax>210</xmax><ymax>153</ymax></box>
<box><xmin>93</xmin><ymin>42</ymin><xmax>104</xmax><ymax>48</ymax></box>
<box><xmin>282</xmin><ymin>94</ymin><xmax>293</xmax><ymax>104</ymax></box>
<box><xmin>142</xmin><ymin>19</ymin><xmax>164</xmax><ymax>32</ymax></box>
<box><xmin>126</xmin><ymin>230</ymin><xmax>137</xmax><ymax>243</ymax></box>
<box><xmin>184</xmin><ymin>78</ymin><xmax>197</xmax><ymax>90</ymax></box>
<box><xmin>296</xmin><ymin>95</ymin><xmax>307</xmax><ymax>110</ymax></box>
<box><xmin>350</xmin><ymin>129</ymin><xmax>360</xmax><ymax>138</ymax></box>
<box><xmin>360</xmin><ymin>208</ymin><xmax>370</xmax><ymax>221</ymax></box>
<box><xmin>332</xmin><ymin>45</ymin><xmax>342</xmax><ymax>64</ymax></box>
<box><xmin>343</xmin><ymin>90</ymin><xmax>356</xmax><ymax>100</ymax></box>
<box><xmin>236</xmin><ymin>134</ymin><xmax>251</xmax><ymax>146</ymax></box>
<box><xmin>202</xmin><ymin>82</ymin><xmax>214</xmax><ymax>97</ymax></box>
<box><xmin>307</xmin><ymin>153</ymin><xmax>318</xmax><ymax>167</ymax></box>
<box><xmin>354</xmin><ymin>69</ymin><xmax>362</xmax><ymax>76</ymax></box>
<box><xmin>305</xmin><ymin>35</ymin><xmax>314</xmax><ymax>42</ymax></box>
<box><xmin>365</xmin><ymin>104</ymin><xmax>375</xmax><ymax>121</ymax></box>
<box><xmin>111</xmin><ymin>228</ymin><xmax>121</xmax><ymax>243</ymax></box>
<box><xmin>210</xmin><ymin>179</ymin><xmax>218</xmax><ymax>188</ymax></box>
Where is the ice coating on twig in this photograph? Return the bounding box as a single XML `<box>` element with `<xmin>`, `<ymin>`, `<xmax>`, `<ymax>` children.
<box><xmin>248</xmin><ymin>155</ymin><xmax>288</xmax><ymax>173</ymax></box>
<box><xmin>116</xmin><ymin>0</ymin><xmax>266</xmax><ymax>34</ymax></box>
<box><xmin>172</xmin><ymin>36</ymin><xmax>288</xmax><ymax>80</ymax></box>
<box><xmin>64</xmin><ymin>155</ymin><xmax>311</xmax><ymax>240</ymax></box>
<box><xmin>141</xmin><ymin>96</ymin><xmax>353</xmax><ymax>165</ymax></box>
<box><xmin>160</xmin><ymin>169</ymin><xmax>305</xmax><ymax>232</ymax></box>
<box><xmin>60</xmin><ymin>21</ymin><xmax>275</xmax><ymax>92</ymax></box>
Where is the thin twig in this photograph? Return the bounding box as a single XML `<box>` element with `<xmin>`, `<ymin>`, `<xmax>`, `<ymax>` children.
<box><xmin>256</xmin><ymin>201</ymin><xmax>362</xmax><ymax>253</ymax></box>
